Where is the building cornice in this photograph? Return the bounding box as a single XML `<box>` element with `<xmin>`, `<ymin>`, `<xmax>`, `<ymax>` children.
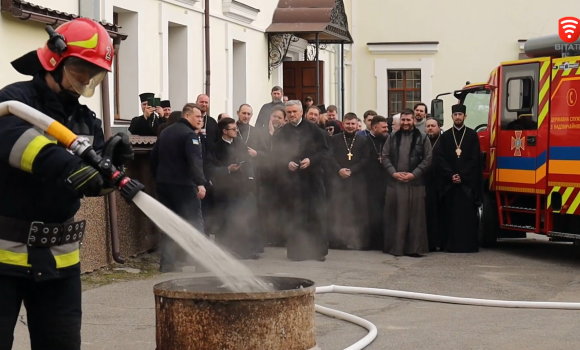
<box><xmin>161</xmin><ymin>0</ymin><xmax>200</xmax><ymax>11</ymax></box>
<box><xmin>222</xmin><ymin>0</ymin><xmax>260</xmax><ymax>24</ymax></box>
<box><xmin>367</xmin><ymin>41</ymin><xmax>439</xmax><ymax>55</ymax></box>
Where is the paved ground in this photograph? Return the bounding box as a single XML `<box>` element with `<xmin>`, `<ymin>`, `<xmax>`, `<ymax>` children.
<box><xmin>12</xmin><ymin>235</ymin><xmax>580</xmax><ymax>350</ymax></box>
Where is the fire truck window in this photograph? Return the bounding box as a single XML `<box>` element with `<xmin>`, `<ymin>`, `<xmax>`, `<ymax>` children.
<box><xmin>507</xmin><ymin>77</ymin><xmax>533</xmax><ymax>111</ymax></box>
<box><xmin>503</xmin><ymin>75</ymin><xmax>536</xmax><ymax>131</ymax></box>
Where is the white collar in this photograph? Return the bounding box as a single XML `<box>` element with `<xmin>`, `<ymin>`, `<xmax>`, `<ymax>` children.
<box><xmin>291</xmin><ymin>117</ymin><xmax>303</xmax><ymax>126</ymax></box>
<box><xmin>222</xmin><ymin>137</ymin><xmax>233</xmax><ymax>144</ymax></box>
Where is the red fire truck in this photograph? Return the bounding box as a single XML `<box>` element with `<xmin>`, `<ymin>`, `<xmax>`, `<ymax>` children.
<box><xmin>430</xmin><ymin>34</ymin><xmax>580</xmax><ymax>247</ymax></box>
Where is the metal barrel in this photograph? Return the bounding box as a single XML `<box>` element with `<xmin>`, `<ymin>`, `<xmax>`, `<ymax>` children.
<box><xmin>524</xmin><ymin>34</ymin><xmax>580</xmax><ymax>58</ymax></box>
<box><xmin>154</xmin><ymin>276</ymin><xmax>318</xmax><ymax>350</ymax></box>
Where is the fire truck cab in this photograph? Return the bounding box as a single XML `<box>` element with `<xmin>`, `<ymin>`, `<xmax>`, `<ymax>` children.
<box><xmin>430</xmin><ymin>34</ymin><xmax>580</xmax><ymax>247</ymax></box>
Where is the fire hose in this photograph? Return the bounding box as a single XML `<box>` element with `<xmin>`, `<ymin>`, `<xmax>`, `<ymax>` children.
<box><xmin>314</xmin><ymin>285</ymin><xmax>580</xmax><ymax>349</ymax></box>
<box><xmin>0</xmin><ymin>100</ymin><xmax>144</xmax><ymax>260</ymax></box>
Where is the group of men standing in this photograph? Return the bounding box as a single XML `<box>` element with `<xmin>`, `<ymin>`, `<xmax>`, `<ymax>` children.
<box><xmin>145</xmin><ymin>85</ymin><xmax>483</xmax><ymax>270</ymax></box>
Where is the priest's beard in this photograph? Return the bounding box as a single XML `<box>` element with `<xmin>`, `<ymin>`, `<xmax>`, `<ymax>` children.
<box><xmin>454</xmin><ymin>120</ymin><xmax>465</xmax><ymax>128</ymax></box>
<box><xmin>344</xmin><ymin>130</ymin><xmax>357</xmax><ymax>137</ymax></box>
<box><xmin>272</xmin><ymin>98</ymin><xmax>282</xmax><ymax>103</ymax></box>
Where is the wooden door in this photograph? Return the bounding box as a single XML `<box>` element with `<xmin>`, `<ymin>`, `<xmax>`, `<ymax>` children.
<box><xmin>283</xmin><ymin>61</ymin><xmax>325</xmax><ymax>106</ymax></box>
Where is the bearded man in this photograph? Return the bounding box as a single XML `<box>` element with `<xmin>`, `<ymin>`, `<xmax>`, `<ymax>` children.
<box><xmin>436</xmin><ymin>104</ymin><xmax>482</xmax><ymax>253</ymax></box>
<box><xmin>381</xmin><ymin>108</ymin><xmax>432</xmax><ymax>257</ymax></box>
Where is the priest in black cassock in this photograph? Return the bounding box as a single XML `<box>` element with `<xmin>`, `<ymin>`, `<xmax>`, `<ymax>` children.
<box><xmin>261</xmin><ymin>106</ymin><xmax>287</xmax><ymax>247</ymax></box>
<box><xmin>160</xmin><ymin>99</ymin><xmax>171</xmax><ymax>118</ymax></box>
<box><xmin>196</xmin><ymin>94</ymin><xmax>220</xmax><ymax>148</ymax></box>
<box><xmin>196</xmin><ymin>93</ymin><xmax>220</xmax><ymax>235</ymax></box>
<box><xmin>436</xmin><ymin>104</ymin><xmax>482</xmax><ymax>253</ymax></box>
<box><xmin>235</xmin><ymin>103</ymin><xmax>268</xmax><ymax>252</ymax></box>
<box><xmin>212</xmin><ymin>117</ymin><xmax>260</xmax><ymax>259</ymax></box>
<box><xmin>365</xmin><ymin>115</ymin><xmax>389</xmax><ymax>250</ymax></box>
<box><xmin>274</xmin><ymin>100</ymin><xmax>330</xmax><ymax>261</ymax></box>
<box><xmin>425</xmin><ymin>117</ymin><xmax>443</xmax><ymax>251</ymax></box>
<box><xmin>129</xmin><ymin>92</ymin><xmax>167</xmax><ymax>136</ymax></box>
<box><xmin>328</xmin><ymin>113</ymin><xmax>370</xmax><ymax>249</ymax></box>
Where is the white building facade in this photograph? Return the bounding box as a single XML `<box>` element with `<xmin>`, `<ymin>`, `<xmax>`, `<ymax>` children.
<box><xmin>0</xmin><ymin>0</ymin><xmax>350</xmax><ymax>130</ymax></box>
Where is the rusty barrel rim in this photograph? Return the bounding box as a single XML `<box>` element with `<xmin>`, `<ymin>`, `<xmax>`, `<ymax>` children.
<box><xmin>153</xmin><ymin>276</ymin><xmax>316</xmax><ymax>301</ymax></box>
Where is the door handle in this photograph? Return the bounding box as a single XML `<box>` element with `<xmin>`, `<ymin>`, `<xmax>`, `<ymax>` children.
<box><xmin>527</xmin><ymin>136</ymin><xmax>536</xmax><ymax>146</ymax></box>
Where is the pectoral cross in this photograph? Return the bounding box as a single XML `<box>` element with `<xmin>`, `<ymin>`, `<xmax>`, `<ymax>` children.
<box><xmin>378</xmin><ymin>156</ymin><xmax>382</xmax><ymax>163</ymax></box>
<box><xmin>456</xmin><ymin>148</ymin><xmax>462</xmax><ymax>158</ymax></box>
<box><xmin>347</xmin><ymin>152</ymin><xmax>353</xmax><ymax>161</ymax></box>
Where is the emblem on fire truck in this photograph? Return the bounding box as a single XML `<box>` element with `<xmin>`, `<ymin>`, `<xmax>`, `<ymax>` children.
<box><xmin>568</xmin><ymin>88</ymin><xmax>577</xmax><ymax>107</ymax></box>
<box><xmin>511</xmin><ymin>131</ymin><xmax>525</xmax><ymax>156</ymax></box>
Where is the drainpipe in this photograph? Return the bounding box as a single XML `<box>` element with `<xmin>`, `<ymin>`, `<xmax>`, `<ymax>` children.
<box><xmin>101</xmin><ymin>37</ymin><xmax>125</xmax><ymax>264</ymax></box>
<box><xmin>204</xmin><ymin>0</ymin><xmax>211</xmax><ymax>96</ymax></box>
<box><xmin>350</xmin><ymin>0</ymin><xmax>356</xmax><ymax>116</ymax></box>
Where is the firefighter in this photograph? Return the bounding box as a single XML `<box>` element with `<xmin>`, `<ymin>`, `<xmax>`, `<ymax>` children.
<box><xmin>0</xmin><ymin>19</ymin><xmax>133</xmax><ymax>349</ymax></box>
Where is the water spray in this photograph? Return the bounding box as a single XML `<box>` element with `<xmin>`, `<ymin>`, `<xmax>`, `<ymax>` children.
<box><xmin>0</xmin><ymin>101</ymin><xmax>144</xmax><ymax>202</ymax></box>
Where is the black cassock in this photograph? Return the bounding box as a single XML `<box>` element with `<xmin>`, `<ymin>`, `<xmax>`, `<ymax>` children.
<box><xmin>260</xmin><ymin>128</ymin><xmax>287</xmax><ymax>246</ymax></box>
<box><xmin>436</xmin><ymin>126</ymin><xmax>483</xmax><ymax>253</ymax></box>
<box><xmin>237</xmin><ymin>122</ymin><xmax>269</xmax><ymax>252</ymax></box>
<box><xmin>425</xmin><ymin>134</ymin><xmax>442</xmax><ymax>251</ymax></box>
<box><xmin>274</xmin><ymin>119</ymin><xmax>330</xmax><ymax>261</ymax></box>
<box><xmin>129</xmin><ymin>114</ymin><xmax>166</xmax><ymax>136</ymax></box>
<box><xmin>365</xmin><ymin>133</ymin><xmax>387</xmax><ymax>250</ymax></box>
<box><xmin>328</xmin><ymin>132</ymin><xmax>370</xmax><ymax>249</ymax></box>
<box><xmin>212</xmin><ymin>138</ymin><xmax>260</xmax><ymax>259</ymax></box>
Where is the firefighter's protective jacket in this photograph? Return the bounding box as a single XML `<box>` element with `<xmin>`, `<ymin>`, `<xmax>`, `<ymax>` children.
<box><xmin>0</xmin><ymin>73</ymin><xmax>105</xmax><ymax>281</ymax></box>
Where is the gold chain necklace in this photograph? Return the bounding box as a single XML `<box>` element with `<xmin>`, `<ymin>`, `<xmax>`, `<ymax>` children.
<box><xmin>369</xmin><ymin>133</ymin><xmax>384</xmax><ymax>163</ymax></box>
<box><xmin>344</xmin><ymin>133</ymin><xmax>357</xmax><ymax>161</ymax></box>
<box><xmin>452</xmin><ymin>127</ymin><xmax>466</xmax><ymax>158</ymax></box>
<box><xmin>430</xmin><ymin>135</ymin><xmax>440</xmax><ymax>150</ymax></box>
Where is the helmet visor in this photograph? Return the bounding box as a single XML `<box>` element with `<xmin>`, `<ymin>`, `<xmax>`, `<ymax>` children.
<box><xmin>63</xmin><ymin>57</ymin><xmax>107</xmax><ymax>98</ymax></box>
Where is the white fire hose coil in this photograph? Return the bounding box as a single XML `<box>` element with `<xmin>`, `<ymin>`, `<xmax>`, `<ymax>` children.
<box><xmin>315</xmin><ymin>285</ymin><xmax>580</xmax><ymax>349</ymax></box>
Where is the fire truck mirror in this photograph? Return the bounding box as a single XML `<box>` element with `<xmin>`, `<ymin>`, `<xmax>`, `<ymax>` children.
<box><xmin>431</xmin><ymin>99</ymin><xmax>444</xmax><ymax>127</ymax></box>
<box><xmin>506</xmin><ymin>76</ymin><xmax>534</xmax><ymax>112</ymax></box>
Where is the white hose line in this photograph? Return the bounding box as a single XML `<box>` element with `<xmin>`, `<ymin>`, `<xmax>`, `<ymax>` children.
<box><xmin>314</xmin><ymin>284</ymin><xmax>580</xmax><ymax>350</ymax></box>
<box><xmin>314</xmin><ymin>303</ymin><xmax>377</xmax><ymax>350</ymax></box>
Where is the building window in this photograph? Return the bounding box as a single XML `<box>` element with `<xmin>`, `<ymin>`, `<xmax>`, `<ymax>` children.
<box><xmin>387</xmin><ymin>70</ymin><xmax>421</xmax><ymax>116</ymax></box>
<box><xmin>113</xmin><ymin>12</ymin><xmax>121</xmax><ymax>120</ymax></box>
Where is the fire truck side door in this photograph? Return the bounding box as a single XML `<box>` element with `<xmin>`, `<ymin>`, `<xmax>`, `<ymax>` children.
<box><xmin>496</xmin><ymin>62</ymin><xmax>541</xmax><ymax>190</ymax></box>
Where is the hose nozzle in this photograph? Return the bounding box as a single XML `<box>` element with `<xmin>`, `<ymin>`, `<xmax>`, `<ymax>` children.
<box><xmin>118</xmin><ymin>177</ymin><xmax>145</xmax><ymax>202</ymax></box>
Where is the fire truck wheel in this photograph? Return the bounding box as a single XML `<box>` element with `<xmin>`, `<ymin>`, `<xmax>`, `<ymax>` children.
<box><xmin>479</xmin><ymin>191</ymin><xmax>499</xmax><ymax>247</ymax></box>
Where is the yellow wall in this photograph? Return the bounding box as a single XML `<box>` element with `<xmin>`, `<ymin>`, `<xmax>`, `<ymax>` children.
<box><xmin>351</xmin><ymin>0</ymin><xmax>580</xmax><ymax>126</ymax></box>
<box><xmin>0</xmin><ymin>0</ymin><xmax>103</xmax><ymax>118</ymax></box>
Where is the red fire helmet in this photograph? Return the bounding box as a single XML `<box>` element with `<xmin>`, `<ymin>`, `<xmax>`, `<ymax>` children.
<box><xmin>37</xmin><ymin>18</ymin><xmax>114</xmax><ymax>73</ymax></box>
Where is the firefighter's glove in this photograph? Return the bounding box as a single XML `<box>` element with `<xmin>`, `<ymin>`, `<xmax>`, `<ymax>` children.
<box><xmin>102</xmin><ymin>132</ymin><xmax>134</xmax><ymax>168</ymax></box>
<box><xmin>65</xmin><ymin>162</ymin><xmax>106</xmax><ymax>198</ymax></box>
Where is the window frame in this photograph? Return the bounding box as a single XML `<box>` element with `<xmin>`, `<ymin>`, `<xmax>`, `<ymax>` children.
<box><xmin>499</xmin><ymin>62</ymin><xmax>540</xmax><ymax>131</ymax></box>
<box><xmin>387</xmin><ymin>69</ymin><xmax>421</xmax><ymax>116</ymax></box>
<box><xmin>505</xmin><ymin>76</ymin><xmax>534</xmax><ymax>113</ymax></box>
